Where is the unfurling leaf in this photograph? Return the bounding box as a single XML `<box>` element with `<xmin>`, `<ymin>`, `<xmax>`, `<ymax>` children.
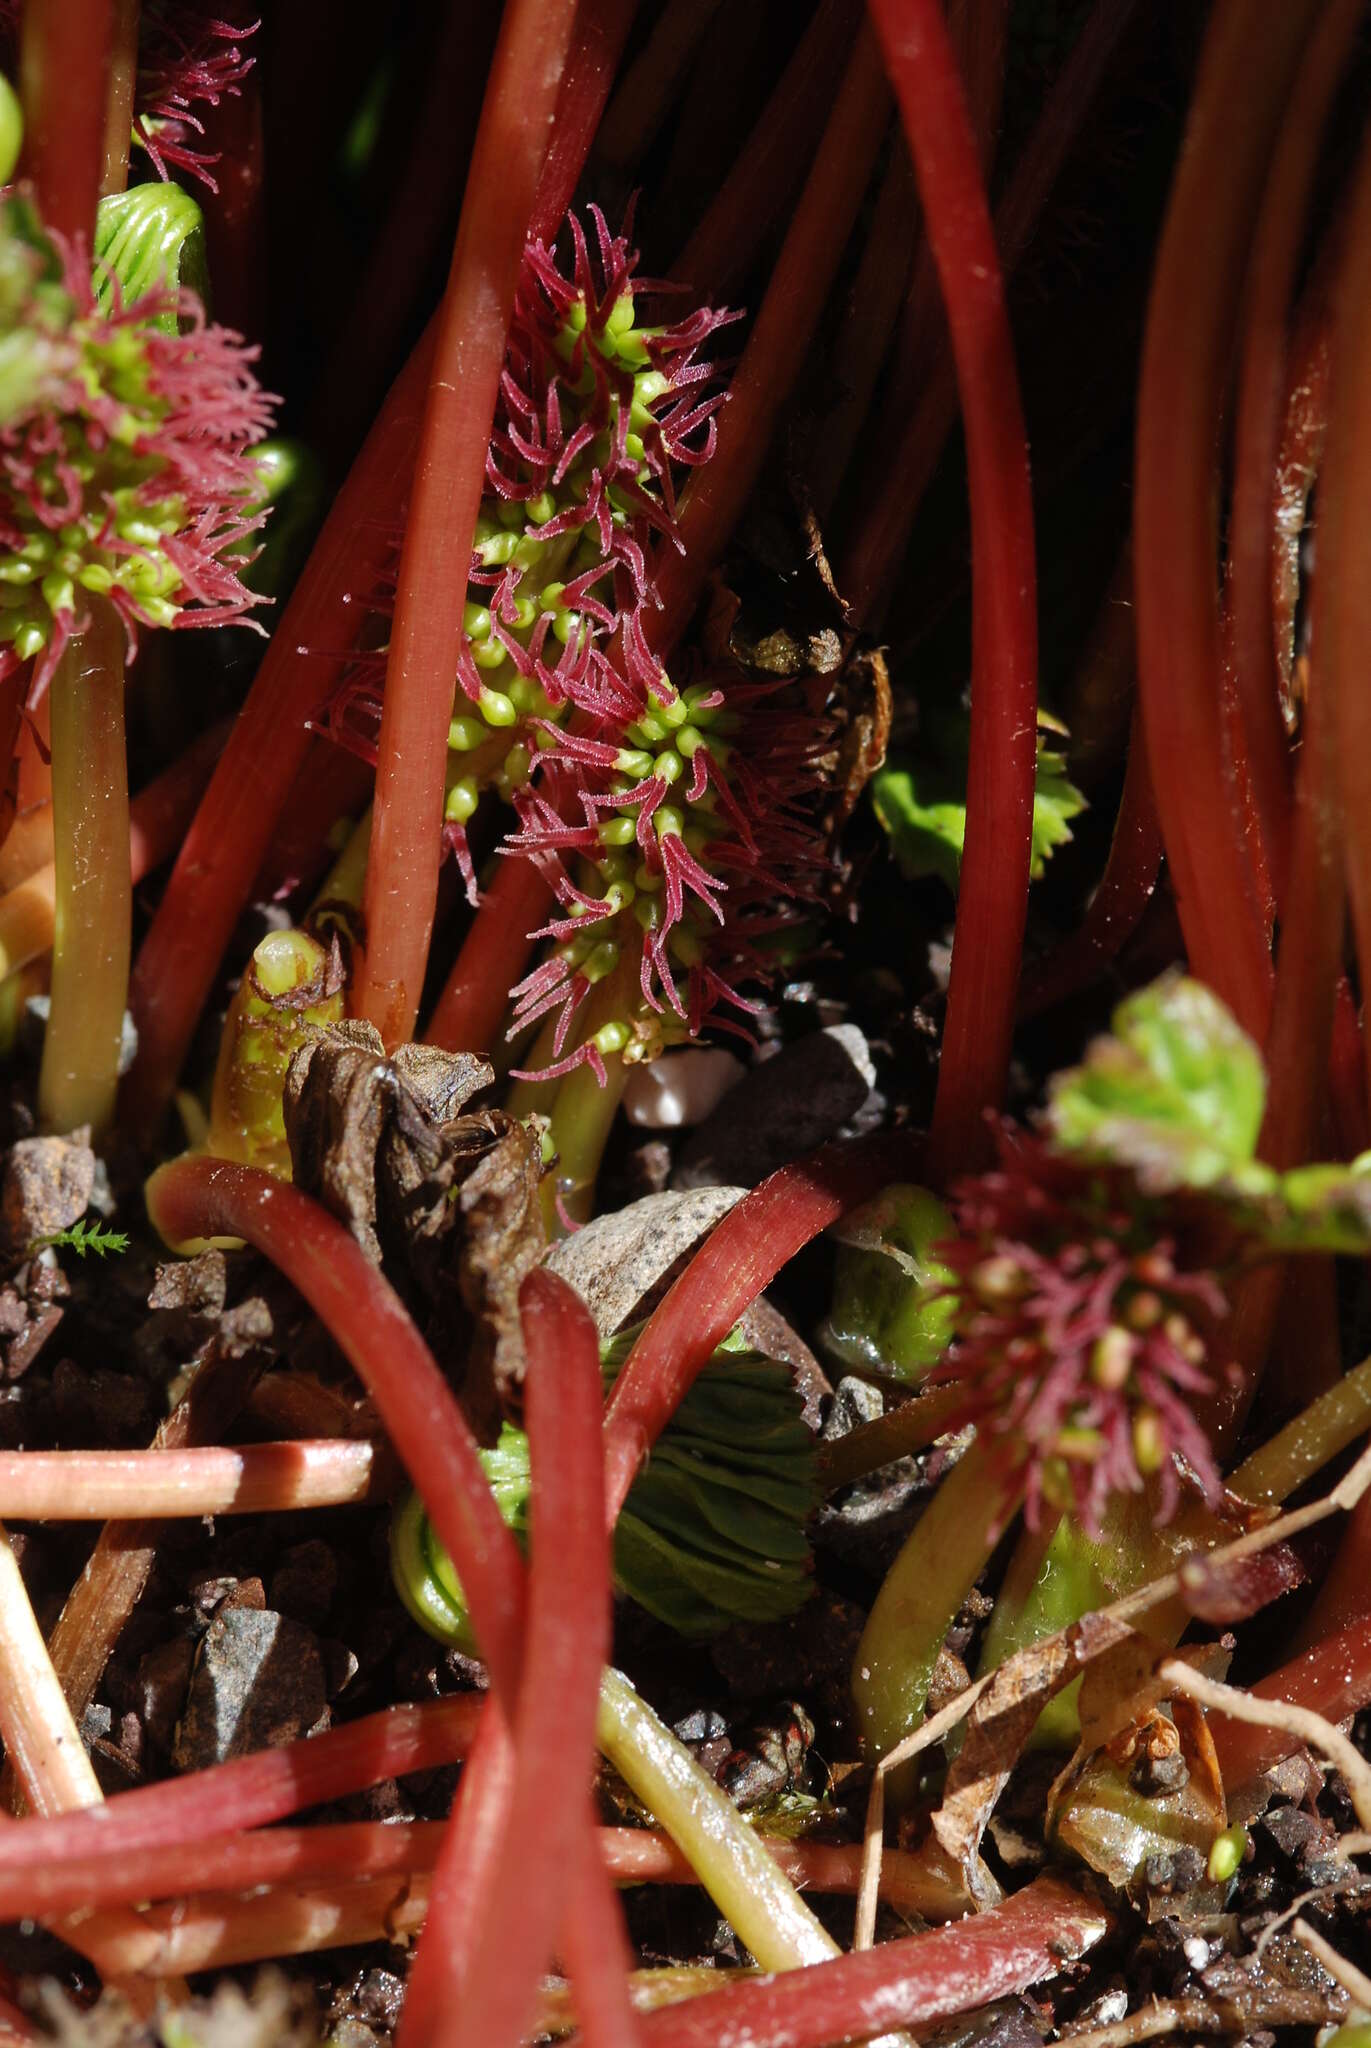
<box><xmin>821</xmin><ymin>1182</ymin><xmax>957</xmax><ymax>1383</ymax></box>
<box><xmin>1042</xmin><ymin>973</ymin><xmax>1371</xmax><ymax>1257</ymax></box>
<box><xmin>1046</xmin><ymin>973</ymin><xmax>1268</xmax><ymax>1192</ymax></box>
<box><xmin>872</xmin><ymin>723</ymin><xmax>1085</xmax><ymax>895</ymax></box>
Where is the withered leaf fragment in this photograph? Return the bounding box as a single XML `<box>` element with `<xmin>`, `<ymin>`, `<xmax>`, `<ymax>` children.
<box><xmin>284</xmin><ymin>1022</ymin><xmax>544</xmax><ymax>1441</ymax></box>
<box><xmin>928</xmin><ymin>1608</ymin><xmax>1133</xmax><ymax>1909</ymax></box>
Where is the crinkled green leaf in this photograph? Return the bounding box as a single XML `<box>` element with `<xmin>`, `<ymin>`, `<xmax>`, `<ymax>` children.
<box><xmin>872</xmin><ymin>729</ymin><xmax>1086</xmax><ymax>895</ymax></box>
<box><xmin>394</xmin><ymin>1326</ymin><xmax>818</xmax><ymax>1644</ymax></box>
<box><xmin>1046</xmin><ymin>973</ymin><xmax>1269</xmax><ymax>1192</ymax></box>
<box><xmin>94</xmin><ymin>182</ymin><xmax>207</xmax><ymax>329</ymax></box>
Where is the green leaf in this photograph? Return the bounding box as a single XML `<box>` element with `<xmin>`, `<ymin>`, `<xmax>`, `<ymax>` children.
<box><xmin>1246</xmin><ymin>1158</ymin><xmax>1371</xmax><ymax>1256</ymax></box>
<box><xmin>1033</xmin><ymin>735</ymin><xmax>1088</xmax><ymax>877</ymax></box>
<box><xmin>0</xmin><ymin>75</ymin><xmax>21</xmax><ymax>189</ymax></box>
<box><xmin>872</xmin><ymin>728</ymin><xmax>1085</xmax><ymax>894</ymax></box>
<box><xmin>394</xmin><ymin>1328</ymin><xmax>819</xmax><ymax>1645</ymax></box>
<box><xmin>820</xmin><ymin>1182</ymin><xmax>957</xmax><ymax>1384</ymax></box>
<box><xmin>32</xmin><ymin>1218</ymin><xmax>130</xmax><ymax>1260</ymax></box>
<box><xmin>1045</xmin><ymin>972</ymin><xmax>1270</xmax><ymax>1193</ymax></box>
<box><xmin>93</xmin><ymin>183</ymin><xmax>207</xmax><ymax>329</ymax></box>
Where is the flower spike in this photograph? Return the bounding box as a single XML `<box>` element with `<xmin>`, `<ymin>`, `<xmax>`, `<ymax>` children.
<box><xmin>0</xmin><ymin>198</ymin><xmax>273</xmax><ymax>700</ymax></box>
<box><xmin>929</xmin><ymin>1128</ymin><xmax>1227</xmax><ymax>1534</ymax></box>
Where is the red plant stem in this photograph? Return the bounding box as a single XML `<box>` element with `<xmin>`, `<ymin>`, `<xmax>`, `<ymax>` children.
<box><xmin>808</xmin><ymin>142</ymin><xmax>920</xmax><ymax>522</ymax></box>
<box><xmin>1207</xmin><ymin>1615</ymin><xmax>1371</xmax><ymax>1792</ymax></box>
<box><xmin>0</xmin><ymin>669</ymin><xmax>25</xmax><ymax>857</ymax></box>
<box><xmin>0</xmin><ymin>1817</ymin><xmax>960</xmax><ymax>1934</ymax></box>
<box><xmin>0</xmin><ymin>806</ymin><xmax>50</xmax><ymax>894</ymax></box>
<box><xmin>1300</xmin><ymin>1489</ymin><xmax>1371</xmax><ymax>1646</ymax></box>
<box><xmin>594</xmin><ymin>0</ymin><xmax>722</xmax><ymax>174</ymax></box>
<box><xmin>1258</xmin><ymin>677</ymin><xmax>1341</xmax><ymax>1175</ymax></box>
<box><xmin>354</xmin><ymin>0</ymin><xmax>579</xmax><ymax>1048</ymax></box>
<box><xmin>143</xmin><ymin>1158</ymin><xmax>527</xmax><ymax>1695</ymax></box>
<box><xmin>632</xmin><ymin>1875</ymin><xmax>1110</xmax><ymax>2048</ymax></box>
<box><xmin>841</xmin><ymin>0</ymin><xmax>1138</xmax><ymax>629</ymax></box>
<box><xmin>1228</xmin><ymin>0</ymin><xmax>1361</xmax><ymax>913</ymax></box>
<box><xmin>562</xmin><ymin>1809</ymin><xmax>646</xmax><ymax>2048</ymax></box>
<box><xmin>603</xmin><ymin>1129</ymin><xmax>918</xmax><ymax>1519</ymax></box>
<box><xmin>1018</xmin><ymin>706</ymin><xmax>1162</xmax><ymax>1019</ymax></box>
<box><xmin>252</xmin><ymin>738</ymin><xmax>374</xmax><ymax>903</ymax></box>
<box><xmin>672</xmin><ymin>0</ymin><xmax>858</xmax><ymax>302</ymax></box>
<box><xmin>0</xmin><ymin>714</ymin><xmax>227</xmax><ymax>987</ymax></box>
<box><xmin>0</xmin><ymin>1440</ymin><xmax>387</xmax><ymax>1518</ymax></box>
<box><xmin>424</xmin><ymin>854</ymin><xmax>551</xmax><ymax>1054</ymax></box>
<box><xmin>856</xmin><ymin>0</ymin><xmax>1010</xmax><ymax>512</ymax></box>
<box><xmin>124</xmin><ymin>327</ymin><xmax>435</xmax><ymax>1127</ymax></box>
<box><xmin>398</xmin><ymin>1707</ymin><xmax>517</xmax><ymax>2044</ymax></box>
<box><xmin>140</xmin><ymin>1166</ymin><xmax>629</xmax><ymax>2029</ymax></box>
<box><xmin>18</xmin><ymin>0</ymin><xmax>113</xmax><ymax>243</ymax></box>
<box><xmin>531</xmin><ymin>0</ymin><xmax>643</xmax><ymax>245</ymax></box>
<box><xmin>1272</xmin><ymin>278</ymin><xmax>1334</xmax><ymax>708</ymax></box>
<box><xmin>1218</xmin><ymin>579</ymin><xmax>1276</xmax><ymax>935</ymax></box>
<box><xmin>406</xmin><ymin>1271</ymin><xmax>612</xmax><ymax>2048</ymax></box>
<box><xmin>1329</xmin><ymin>155</ymin><xmax>1371</xmax><ymax>1113</ymax></box>
<box><xmin>0</xmin><ymin>1698</ymin><xmax>482</xmax><ymax>1874</ymax></box>
<box><xmin>1134</xmin><ymin>2</ymin><xmax>1323</xmax><ymax>1039</ymax></box>
<box><xmin>648</xmin><ymin>24</ymin><xmax>891</xmax><ymax>655</ymax></box>
<box><xmin>866</xmin><ymin>0</ymin><xmax>1037</xmax><ymax>1185</ymax></box>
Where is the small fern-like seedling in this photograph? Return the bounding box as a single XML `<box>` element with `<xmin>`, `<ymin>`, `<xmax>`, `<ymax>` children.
<box><xmin>31</xmin><ymin>1218</ymin><xmax>130</xmax><ymax>1259</ymax></box>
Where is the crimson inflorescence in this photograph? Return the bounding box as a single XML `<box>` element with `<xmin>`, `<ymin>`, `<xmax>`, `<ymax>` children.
<box><xmin>0</xmin><ymin>196</ymin><xmax>274</xmax><ymax>699</ymax></box>
<box><xmin>0</xmin><ymin>3</ymin><xmax>255</xmax><ymax>191</ymax></box>
<box><xmin>930</xmin><ymin>1127</ymin><xmax>1227</xmax><ymax>1533</ymax></box>
<box><xmin>134</xmin><ymin>7</ymin><xmax>256</xmax><ymax>188</ymax></box>
<box><xmin>324</xmin><ymin>207</ymin><xmax>837</xmax><ymax>1076</ymax></box>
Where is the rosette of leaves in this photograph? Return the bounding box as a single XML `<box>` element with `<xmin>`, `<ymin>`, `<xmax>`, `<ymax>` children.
<box><xmin>393</xmin><ymin>1324</ymin><xmax>818</xmax><ymax>1646</ymax></box>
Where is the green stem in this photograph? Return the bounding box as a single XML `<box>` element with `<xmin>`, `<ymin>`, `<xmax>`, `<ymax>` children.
<box><xmin>38</xmin><ymin>602</ymin><xmax>129</xmax><ymax>1138</ymax></box>
<box><xmin>311</xmin><ymin>806</ymin><xmax>372</xmax><ymax>919</ymax></box>
<box><xmin>98</xmin><ymin>0</ymin><xmax>138</xmax><ymax>198</ymax></box>
<box><xmin>851</xmin><ymin>1438</ymin><xmax>1017</xmax><ymax>1766</ymax></box>
<box><xmin>543</xmin><ymin>1048</ymin><xmax>630</xmax><ymax>1231</ymax></box>
<box><xmin>595</xmin><ymin>1667</ymin><xmax>839</xmax><ymax>1970</ymax></box>
<box><xmin>1228</xmin><ymin>1353</ymin><xmax>1371</xmax><ymax>1505</ymax></box>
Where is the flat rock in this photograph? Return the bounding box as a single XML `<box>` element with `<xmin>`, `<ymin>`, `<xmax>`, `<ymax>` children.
<box><xmin>173</xmin><ymin>1607</ymin><xmax>327</xmax><ymax>1769</ymax></box>
<box><xmin>544</xmin><ymin>1185</ymin><xmax>744</xmax><ymax>1336</ymax></box>
<box><xmin>673</xmin><ymin>1025</ymin><xmax>876</xmax><ymax>1189</ymax></box>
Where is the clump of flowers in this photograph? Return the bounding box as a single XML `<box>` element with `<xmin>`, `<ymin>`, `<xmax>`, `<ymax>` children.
<box><xmin>930</xmin><ymin>1126</ymin><xmax>1227</xmax><ymax>1532</ymax></box>
<box><xmin>0</xmin><ymin>194</ymin><xmax>273</xmax><ymax>698</ymax></box>
<box><xmin>323</xmin><ymin>206</ymin><xmax>737</xmax><ymax>904</ymax></box>
<box><xmin>134</xmin><ymin>5</ymin><xmax>256</xmax><ymax>188</ymax></box>
<box><xmin>0</xmin><ymin>2</ymin><xmax>256</xmax><ymax>191</ymax></box>
<box><xmin>506</xmin><ymin>659</ymin><xmax>833</xmax><ymax>1081</ymax></box>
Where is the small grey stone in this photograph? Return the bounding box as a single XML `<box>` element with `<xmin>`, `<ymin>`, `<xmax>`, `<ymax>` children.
<box><xmin>672</xmin><ymin>1025</ymin><xmax>876</xmax><ymax>1190</ymax></box>
<box><xmin>821</xmin><ymin>1376</ymin><xmax>884</xmax><ymax>1441</ymax></box>
<box><xmin>173</xmin><ymin>1608</ymin><xmax>327</xmax><ymax>1769</ymax></box>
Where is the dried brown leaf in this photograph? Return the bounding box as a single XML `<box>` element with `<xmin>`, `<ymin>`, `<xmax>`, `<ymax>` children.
<box><xmin>284</xmin><ymin>1023</ymin><xmax>544</xmax><ymax>1440</ymax></box>
<box><xmin>928</xmin><ymin>1610</ymin><xmax>1134</xmax><ymax>1908</ymax></box>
